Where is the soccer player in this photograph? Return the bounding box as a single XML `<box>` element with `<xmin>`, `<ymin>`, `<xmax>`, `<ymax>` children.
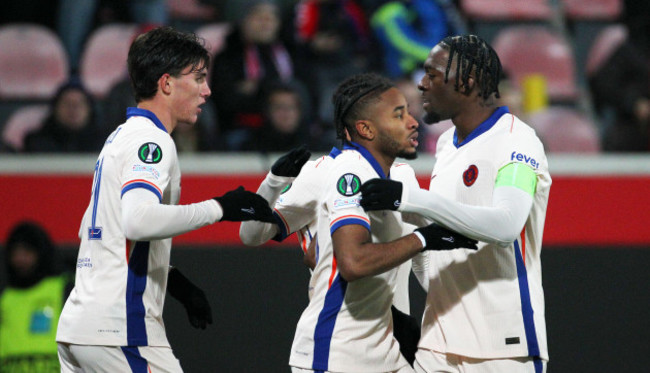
<box><xmin>360</xmin><ymin>35</ymin><xmax>551</xmax><ymax>372</ymax></box>
<box><xmin>240</xmin><ymin>144</ymin><xmax>423</xmax><ymax>364</ymax></box>
<box><xmin>288</xmin><ymin>73</ymin><xmax>477</xmax><ymax>373</ymax></box>
<box><xmin>55</xmin><ymin>27</ymin><xmax>275</xmax><ymax>372</ymax></box>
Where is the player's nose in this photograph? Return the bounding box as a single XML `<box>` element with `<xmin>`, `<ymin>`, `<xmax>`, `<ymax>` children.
<box><xmin>407</xmin><ymin>113</ymin><xmax>418</xmax><ymax>129</ymax></box>
<box><xmin>201</xmin><ymin>80</ymin><xmax>211</xmax><ymax>98</ymax></box>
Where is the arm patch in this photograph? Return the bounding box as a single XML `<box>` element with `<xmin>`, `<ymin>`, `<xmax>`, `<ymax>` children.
<box><xmin>495</xmin><ymin>162</ymin><xmax>537</xmax><ymax>196</ymax></box>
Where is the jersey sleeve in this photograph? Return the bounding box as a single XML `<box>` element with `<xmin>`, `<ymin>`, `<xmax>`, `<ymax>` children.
<box><xmin>119</xmin><ymin>130</ymin><xmax>176</xmax><ymax>202</ymax></box>
<box><xmin>324</xmin><ymin>158</ymin><xmax>375</xmax><ymax>236</ymax></box>
<box><xmin>273</xmin><ymin>158</ymin><xmax>325</xmax><ymax>240</ymax></box>
<box><xmin>496</xmin><ymin>124</ymin><xmax>548</xmax><ymax>179</ymax></box>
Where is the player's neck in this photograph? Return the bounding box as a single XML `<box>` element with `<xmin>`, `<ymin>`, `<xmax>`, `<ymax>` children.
<box><xmin>452</xmin><ymin>104</ymin><xmax>496</xmax><ymax>143</ymax></box>
<box><xmin>364</xmin><ymin>141</ymin><xmax>394</xmax><ymax>177</ymax></box>
<box><xmin>137</xmin><ymin>101</ymin><xmax>176</xmax><ymax>134</ymax></box>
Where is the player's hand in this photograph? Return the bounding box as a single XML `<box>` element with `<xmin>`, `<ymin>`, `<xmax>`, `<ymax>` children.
<box><xmin>167</xmin><ymin>267</ymin><xmax>213</xmax><ymax>330</ymax></box>
<box><xmin>360</xmin><ymin>178</ymin><xmax>403</xmax><ymax>211</ymax></box>
<box><xmin>214</xmin><ymin>186</ymin><xmax>275</xmax><ymax>222</ymax></box>
<box><xmin>415</xmin><ymin>223</ymin><xmax>478</xmax><ymax>252</ymax></box>
<box><xmin>271</xmin><ymin>145</ymin><xmax>311</xmax><ymax>177</ymax></box>
<box><xmin>391</xmin><ymin>305</ymin><xmax>420</xmax><ymax>366</ymax></box>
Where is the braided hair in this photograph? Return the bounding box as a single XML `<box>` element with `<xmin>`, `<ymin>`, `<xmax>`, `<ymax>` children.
<box><xmin>332</xmin><ymin>73</ymin><xmax>394</xmax><ymax>142</ymax></box>
<box><xmin>440</xmin><ymin>34</ymin><xmax>502</xmax><ymax>100</ymax></box>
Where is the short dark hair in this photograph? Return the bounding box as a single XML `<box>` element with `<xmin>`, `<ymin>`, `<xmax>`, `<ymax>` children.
<box><xmin>332</xmin><ymin>73</ymin><xmax>394</xmax><ymax>142</ymax></box>
<box><xmin>127</xmin><ymin>26</ymin><xmax>210</xmax><ymax>102</ymax></box>
<box><xmin>440</xmin><ymin>34</ymin><xmax>502</xmax><ymax>100</ymax></box>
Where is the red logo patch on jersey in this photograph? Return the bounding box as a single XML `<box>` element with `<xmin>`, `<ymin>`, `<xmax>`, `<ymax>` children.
<box><xmin>463</xmin><ymin>165</ymin><xmax>478</xmax><ymax>186</ymax></box>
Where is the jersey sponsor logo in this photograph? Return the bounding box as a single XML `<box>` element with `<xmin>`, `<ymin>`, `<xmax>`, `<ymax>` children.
<box><xmin>138</xmin><ymin>142</ymin><xmax>162</xmax><ymax>164</ymax></box>
<box><xmin>463</xmin><ymin>165</ymin><xmax>478</xmax><ymax>186</ymax></box>
<box><xmin>337</xmin><ymin>173</ymin><xmax>361</xmax><ymax>196</ymax></box>
<box><xmin>510</xmin><ymin>151</ymin><xmax>540</xmax><ymax>169</ymax></box>
<box><xmin>132</xmin><ymin>164</ymin><xmax>160</xmax><ymax>179</ymax></box>
<box><xmin>333</xmin><ymin>196</ymin><xmax>361</xmax><ymax>209</ymax></box>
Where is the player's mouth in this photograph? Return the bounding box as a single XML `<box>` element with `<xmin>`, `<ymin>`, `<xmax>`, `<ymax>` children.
<box><xmin>408</xmin><ymin>131</ymin><xmax>419</xmax><ymax>147</ymax></box>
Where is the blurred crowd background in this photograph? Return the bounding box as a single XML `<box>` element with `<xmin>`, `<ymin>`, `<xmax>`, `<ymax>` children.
<box><xmin>0</xmin><ymin>0</ymin><xmax>648</xmax><ymax>155</ymax></box>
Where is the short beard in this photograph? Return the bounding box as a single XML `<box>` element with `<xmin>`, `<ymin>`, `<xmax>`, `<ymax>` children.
<box><xmin>378</xmin><ymin>132</ymin><xmax>417</xmax><ymax>161</ymax></box>
<box><xmin>397</xmin><ymin>150</ymin><xmax>418</xmax><ymax>160</ymax></box>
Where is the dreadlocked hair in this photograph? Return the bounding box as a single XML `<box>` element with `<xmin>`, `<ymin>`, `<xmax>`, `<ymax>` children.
<box><xmin>441</xmin><ymin>34</ymin><xmax>502</xmax><ymax>100</ymax></box>
<box><xmin>332</xmin><ymin>73</ymin><xmax>394</xmax><ymax>142</ymax></box>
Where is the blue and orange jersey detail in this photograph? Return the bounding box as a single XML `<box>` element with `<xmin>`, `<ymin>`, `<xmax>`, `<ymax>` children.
<box><xmin>328</xmin><ymin>256</ymin><xmax>338</xmax><ymax>289</ymax></box>
<box><xmin>519</xmin><ymin>227</ymin><xmax>527</xmax><ymax>265</ymax></box>
<box><xmin>329</xmin><ymin>215</ymin><xmax>370</xmax><ymax>235</ymax></box>
<box><xmin>121</xmin><ymin>179</ymin><xmax>162</xmax><ymax>202</ymax></box>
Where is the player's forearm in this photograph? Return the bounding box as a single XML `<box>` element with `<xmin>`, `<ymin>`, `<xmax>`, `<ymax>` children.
<box><xmin>400</xmin><ymin>185</ymin><xmax>533</xmax><ymax>245</ymax></box>
<box><xmin>122</xmin><ymin>189</ymin><xmax>221</xmax><ymax>241</ymax></box>
<box><xmin>335</xmin><ymin>230</ymin><xmax>422</xmax><ymax>282</ymax></box>
<box><xmin>256</xmin><ymin>171</ymin><xmax>294</xmax><ymax>204</ymax></box>
<box><xmin>239</xmin><ymin>220</ymin><xmax>279</xmax><ymax>246</ymax></box>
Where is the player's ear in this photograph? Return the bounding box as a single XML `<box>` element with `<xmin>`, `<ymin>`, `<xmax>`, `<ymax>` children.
<box><xmin>355</xmin><ymin>120</ymin><xmax>374</xmax><ymax>141</ymax></box>
<box><xmin>460</xmin><ymin>76</ymin><xmax>476</xmax><ymax>95</ymax></box>
<box><xmin>159</xmin><ymin>73</ymin><xmax>172</xmax><ymax>95</ymax></box>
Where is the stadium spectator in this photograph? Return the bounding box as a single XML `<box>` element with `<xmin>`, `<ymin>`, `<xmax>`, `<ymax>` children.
<box><xmin>243</xmin><ymin>82</ymin><xmax>309</xmax><ymax>152</ymax></box>
<box><xmin>588</xmin><ymin>1</ymin><xmax>650</xmax><ymax>152</ymax></box>
<box><xmin>294</xmin><ymin>0</ymin><xmax>374</xmax><ymax>124</ymax></box>
<box><xmin>24</xmin><ymin>79</ymin><xmax>104</xmax><ymax>153</ymax></box>
<box><xmin>368</xmin><ymin>0</ymin><xmax>466</xmax><ymax>79</ymax></box>
<box><xmin>56</xmin><ymin>0</ymin><xmax>168</xmax><ymax>73</ymax></box>
<box><xmin>0</xmin><ymin>221</ymin><xmax>70</xmax><ymax>372</ymax></box>
<box><xmin>209</xmin><ymin>0</ymin><xmax>303</xmax><ymax>151</ymax></box>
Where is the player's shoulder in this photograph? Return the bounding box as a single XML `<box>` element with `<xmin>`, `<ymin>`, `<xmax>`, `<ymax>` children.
<box><xmin>389</xmin><ymin>162</ymin><xmax>416</xmax><ymax>179</ymax></box>
<box><xmin>327</xmin><ymin>149</ymin><xmax>377</xmax><ymax>181</ymax></box>
<box><xmin>492</xmin><ymin>114</ymin><xmax>548</xmax><ymax>170</ymax></box>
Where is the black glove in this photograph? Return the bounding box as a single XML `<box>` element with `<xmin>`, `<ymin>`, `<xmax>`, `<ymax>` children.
<box><xmin>167</xmin><ymin>267</ymin><xmax>213</xmax><ymax>330</ymax></box>
<box><xmin>271</xmin><ymin>145</ymin><xmax>311</xmax><ymax>177</ymax></box>
<box><xmin>415</xmin><ymin>223</ymin><xmax>478</xmax><ymax>251</ymax></box>
<box><xmin>391</xmin><ymin>305</ymin><xmax>420</xmax><ymax>366</ymax></box>
<box><xmin>360</xmin><ymin>178</ymin><xmax>403</xmax><ymax>211</ymax></box>
<box><xmin>214</xmin><ymin>186</ymin><xmax>275</xmax><ymax>222</ymax></box>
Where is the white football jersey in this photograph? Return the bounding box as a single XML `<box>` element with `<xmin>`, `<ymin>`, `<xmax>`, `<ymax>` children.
<box><xmin>57</xmin><ymin>108</ymin><xmax>180</xmax><ymax>347</ymax></box>
<box><xmin>420</xmin><ymin>107</ymin><xmax>551</xmax><ymax>360</ymax></box>
<box><xmin>275</xmin><ymin>148</ymin><xmax>416</xmax><ymax>310</ymax></box>
<box><xmin>289</xmin><ymin>143</ymin><xmax>413</xmax><ymax>372</ymax></box>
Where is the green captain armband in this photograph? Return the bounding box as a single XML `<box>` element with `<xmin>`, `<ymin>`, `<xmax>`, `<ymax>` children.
<box><xmin>495</xmin><ymin>162</ymin><xmax>537</xmax><ymax>196</ymax></box>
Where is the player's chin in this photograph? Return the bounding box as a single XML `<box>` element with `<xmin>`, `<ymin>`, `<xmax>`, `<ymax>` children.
<box><xmin>398</xmin><ymin>148</ymin><xmax>418</xmax><ymax>160</ymax></box>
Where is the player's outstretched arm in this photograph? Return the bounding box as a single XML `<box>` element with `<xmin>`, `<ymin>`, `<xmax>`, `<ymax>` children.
<box><xmin>361</xmin><ymin>173</ymin><xmax>535</xmax><ymax>245</ymax></box>
<box><xmin>167</xmin><ymin>266</ymin><xmax>212</xmax><ymax>329</ymax></box>
<box><xmin>214</xmin><ymin>186</ymin><xmax>275</xmax><ymax>222</ymax></box>
<box><xmin>239</xmin><ymin>146</ymin><xmax>311</xmax><ymax>246</ymax></box>
<box><xmin>122</xmin><ymin>188</ymin><xmax>223</xmax><ymax>241</ymax></box>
